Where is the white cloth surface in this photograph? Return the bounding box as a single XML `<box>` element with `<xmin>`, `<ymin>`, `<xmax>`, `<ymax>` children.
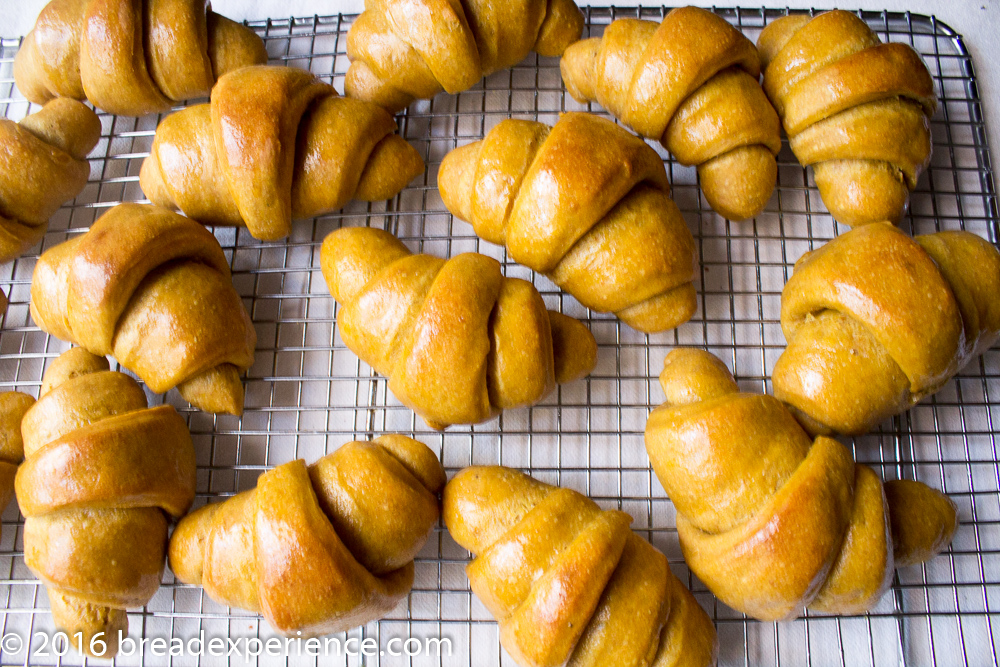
<box><xmin>0</xmin><ymin>3</ymin><xmax>997</xmax><ymax>665</ymax></box>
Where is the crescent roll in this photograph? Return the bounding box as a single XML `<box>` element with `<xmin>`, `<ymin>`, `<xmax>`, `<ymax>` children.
<box><xmin>444</xmin><ymin>465</ymin><xmax>718</xmax><ymax>667</ymax></box>
<box><xmin>345</xmin><ymin>0</ymin><xmax>584</xmax><ymax>112</ymax></box>
<box><xmin>30</xmin><ymin>203</ymin><xmax>257</xmax><ymax>415</ymax></box>
<box><xmin>0</xmin><ymin>392</ymin><xmax>35</xmax><ymax>542</ymax></box>
<box><xmin>645</xmin><ymin>348</ymin><xmax>958</xmax><ymax>620</ymax></box>
<box><xmin>774</xmin><ymin>224</ymin><xmax>1000</xmax><ymax>435</ymax></box>
<box><xmin>320</xmin><ymin>226</ymin><xmax>597</xmax><ymax>429</ymax></box>
<box><xmin>757</xmin><ymin>10</ymin><xmax>936</xmax><ymax>225</ymax></box>
<box><xmin>0</xmin><ymin>98</ymin><xmax>100</xmax><ymax>262</ymax></box>
<box><xmin>169</xmin><ymin>435</ymin><xmax>445</xmax><ymax>636</ymax></box>
<box><xmin>438</xmin><ymin>112</ymin><xmax>698</xmax><ymax>333</ymax></box>
<box><xmin>561</xmin><ymin>7</ymin><xmax>781</xmax><ymax>221</ymax></box>
<box><xmin>140</xmin><ymin>65</ymin><xmax>425</xmax><ymax>241</ymax></box>
<box><xmin>17</xmin><ymin>347</ymin><xmax>196</xmax><ymax>657</ymax></box>
<box><xmin>15</xmin><ymin>0</ymin><xmax>267</xmax><ymax>116</ymax></box>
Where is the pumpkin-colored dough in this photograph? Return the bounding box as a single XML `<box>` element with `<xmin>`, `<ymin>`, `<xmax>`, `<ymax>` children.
<box><xmin>645</xmin><ymin>348</ymin><xmax>958</xmax><ymax>620</ymax></box>
<box><xmin>438</xmin><ymin>112</ymin><xmax>698</xmax><ymax>333</ymax></box>
<box><xmin>443</xmin><ymin>465</ymin><xmax>718</xmax><ymax>667</ymax></box>
<box><xmin>0</xmin><ymin>391</ymin><xmax>35</xmax><ymax>542</ymax></box>
<box><xmin>560</xmin><ymin>7</ymin><xmax>781</xmax><ymax>221</ymax></box>
<box><xmin>345</xmin><ymin>0</ymin><xmax>584</xmax><ymax>112</ymax></box>
<box><xmin>773</xmin><ymin>224</ymin><xmax>1000</xmax><ymax>435</ymax></box>
<box><xmin>169</xmin><ymin>435</ymin><xmax>445</xmax><ymax>636</ymax></box>
<box><xmin>29</xmin><ymin>203</ymin><xmax>257</xmax><ymax>415</ymax></box>
<box><xmin>16</xmin><ymin>347</ymin><xmax>196</xmax><ymax>657</ymax></box>
<box><xmin>757</xmin><ymin>10</ymin><xmax>936</xmax><ymax>226</ymax></box>
<box><xmin>0</xmin><ymin>98</ymin><xmax>100</xmax><ymax>262</ymax></box>
<box><xmin>14</xmin><ymin>0</ymin><xmax>267</xmax><ymax>116</ymax></box>
<box><xmin>320</xmin><ymin>226</ymin><xmax>597</xmax><ymax>429</ymax></box>
<box><xmin>140</xmin><ymin>65</ymin><xmax>425</xmax><ymax>241</ymax></box>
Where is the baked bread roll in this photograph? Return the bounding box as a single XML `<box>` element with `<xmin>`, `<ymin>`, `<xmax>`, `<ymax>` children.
<box><xmin>0</xmin><ymin>391</ymin><xmax>35</xmax><ymax>542</ymax></box>
<box><xmin>757</xmin><ymin>10</ymin><xmax>936</xmax><ymax>226</ymax></box>
<box><xmin>140</xmin><ymin>65</ymin><xmax>425</xmax><ymax>241</ymax></box>
<box><xmin>320</xmin><ymin>227</ymin><xmax>597</xmax><ymax>429</ymax></box>
<box><xmin>0</xmin><ymin>97</ymin><xmax>101</xmax><ymax>263</ymax></box>
<box><xmin>560</xmin><ymin>7</ymin><xmax>781</xmax><ymax>221</ymax></box>
<box><xmin>438</xmin><ymin>112</ymin><xmax>698</xmax><ymax>333</ymax></box>
<box><xmin>14</xmin><ymin>0</ymin><xmax>267</xmax><ymax>117</ymax></box>
<box><xmin>169</xmin><ymin>435</ymin><xmax>445</xmax><ymax>636</ymax></box>
<box><xmin>645</xmin><ymin>348</ymin><xmax>958</xmax><ymax>620</ymax></box>
<box><xmin>444</xmin><ymin>465</ymin><xmax>718</xmax><ymax>667</ymax></box>
<box><xmin>30</xmin><ymin>203</ymin><xmax>257</xmax><ymax>415</ymax></box>
<box><xmin>774</xmin><ymin>224</ymin><xmax>1000</xmax><ymax>436</ymax></box>
<box><xmin>345</xmin><ymin>0</ymin><xmax>584</xmax><ymax>113</ymax></box>
<box><xmin>16</xmin><ymin>347</ymin><xmax>196</xmax><ymax>657</ymax></box>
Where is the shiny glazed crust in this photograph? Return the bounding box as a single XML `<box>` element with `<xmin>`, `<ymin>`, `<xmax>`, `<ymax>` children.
<box><xmin>0</xmin><ymin>98</ymin><xmax>100</xmax><ymax>263</ymax></box>
<box><xmin>773</xmin><ymin>224</ymin><xmax>1000</xmax><ymax>435</ymax></box>
<box><xmin>645</xmin><ymin>348</ymin><xmax>957</xmax><ymax>620</ymax></box>
<box><xmin>560</xmin><ymin>8</ymin><xmax>781</xmax><ymax>221</ymax></box>
<box><xmin>14</xmin><ymin>0</ymin><xmax>267</xmax><ymax>116</ymax></box>
<box><xmin>29</xmin><ymin>203</ymin><xmax>257</xmax><ymax>415</ymax></box>
<box><xmin>168</xmin><ymin>435</ymin><xmax>446</xmax><ymax>637</ymax></box>
<box><xmin>320</xmin><ymin>226</ymin><xmax>598</xmax><ymax>429</ymax></box>
<box><xmin>345</xmin><ymin>0</ymin><xmax>584</xmax><ymax>112</ymax></box>
<box><xmin>443</xmin><ymin>465</ymin><xmax>719</xmax><ymax>667</ymax></box>
<box><xmin>16</xmin><ymin>347</ymin><xmax>196</xmax><ymax>657</ymax></box>
<box><xmin>140</xmin><ymin>65</ymin><xmax>425</xmax><ymax>241</ymax></box>
<box><xmin>438</xmin><ymin>112</ymin><xmax>699</xmax><ymax>333</ymax></box>
<box><xmin>757</xmin><ymin>10</ymin><xmax>937</xmax><ymax>226</ymax></box>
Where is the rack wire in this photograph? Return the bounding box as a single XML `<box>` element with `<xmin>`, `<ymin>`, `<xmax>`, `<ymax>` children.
<box><xmin>0</xmin><ymin>5</ymin><xmax>996</xmax><ymax>666</ymax></box>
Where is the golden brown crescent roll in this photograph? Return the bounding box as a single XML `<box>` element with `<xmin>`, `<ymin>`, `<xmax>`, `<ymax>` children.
<box><xmin>443</xmin><ymin>465</ymin><xmax>718</xmax><ymax>667</ymax></box>
<box><xmin>0</xmin><ymin>391</ymin><xmax>35</xmax><ymax>541</ymax></box>
<box><xmin>757</xmin><ymin>10</ymin><xmax>936</xmax><ymax>226</ymax></box>
<box><xmin>320</xmin><ymin>226</ymin><xmax>597</xmax><ymax>429</ymax></box>
<box><xmin>645</xmin><ymin>348</ymin><xmax>958</xmax><ymax>621</ymax></box>
<box><xmin>438</xmin><ymin>112</ymin><xmax>698</xmax><ymax>333</ymax></box>
<box><xmin>560</xmin><ymin>7</ymin><xmax>781</xmax><ymax>221</ymax></box>
<box><xmin>29</xmin><ymin>203</ymin><xmax>257</xmax><ymax>415</ymax></box>
<box><xmin>0</xmin><ymin>97</ymin><xmax>100</xmax><ymax>263</ymax></box>
<box><xmin>16</xmin><ymin>347</ymin><xmax>196</xmax><ymax>658</ymax></box>
<box><xmin>14</xmin><ymin>0</ymin><xmax>267</xmax><ymax>117</ymax></box>
<box><xmin>773</xmin><ymin>224</ymin><xmax>1000</xmax><ymax>436</ymax></box>
<box><xmin>345</xmin><ymin>0</ymin><xmax>584</xmax><ymax>113</ymax></box>
<box><xmin>169</xmin><ymin>435</ymin><xmax>445</xmax><ymax>636</ymax></box>
<box><xmin>140</xmin><ymin>65</ymin><xmax>425</xmax><ymax>241</ymax></box>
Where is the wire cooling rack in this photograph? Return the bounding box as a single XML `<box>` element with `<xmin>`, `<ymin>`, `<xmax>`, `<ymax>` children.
<box><xmin>0</xmin><ymin>5</ymin><xmax>997</xmax><ymax>666</ymax></box>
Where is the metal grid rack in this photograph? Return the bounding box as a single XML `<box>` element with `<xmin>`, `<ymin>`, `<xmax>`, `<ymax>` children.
<box><xmin>0</xmin><ymin>5</ymin><xmax>996</xmax><ymax>666</ymax></box>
